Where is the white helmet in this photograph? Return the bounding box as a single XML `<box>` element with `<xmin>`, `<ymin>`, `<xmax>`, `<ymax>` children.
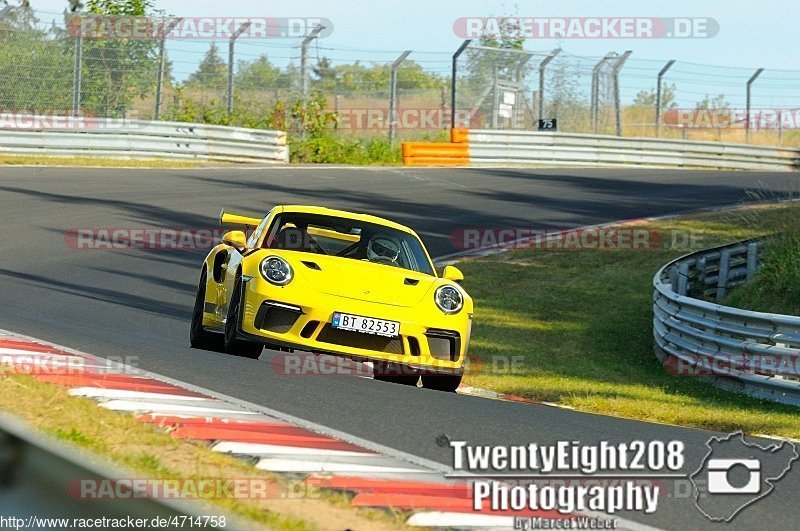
<box><xmin>367</xmin><ymin>234</ymin><xmax>401</xmax><ymax>263</ymax></box>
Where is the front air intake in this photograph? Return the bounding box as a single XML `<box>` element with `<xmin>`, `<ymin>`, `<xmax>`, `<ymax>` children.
<box><xmin>425</xmin><ymin>329</ymin><xmax>461</xmax><ymax>362</ymax></box>
<box><xmin>255</xmin><ymin>302</ymin><xmax>302</xmax><ymax>334</ymax></box>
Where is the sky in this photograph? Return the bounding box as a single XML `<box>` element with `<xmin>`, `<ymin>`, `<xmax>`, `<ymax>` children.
<box><xmin>23</xmin><ymin>0</ymin><xmax>800</xmax><ymax>108</ymax></box>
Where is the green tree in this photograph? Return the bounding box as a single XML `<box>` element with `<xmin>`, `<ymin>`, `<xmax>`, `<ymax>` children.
<box><xmin>312</xmin><ymin>57</ymin><xmax>336</xmax><ymax>89</ymax></box>
<box><xmin>236</xmin><ymin>54</ymin><xmax>285</xmax><ymax>91</ymax></box>
<box><xmin>317</xmin><ymin>60</ymin><xmax>445</xmax><ymax>92</ymax></box>
<box><xmin>695</xmin><ymin>93</ymin><xmax>732</xmax><ymax>131</ymax></box>
<box><xmin>184</xmin><ymin>42</ymin><xmax>227</xmax><ymax>90</ymax></box>
<box><xmin>545</xmin><ymin>55</ymin><xmax>583</xmax><ymax>121</ymax></box>
<box><xmin>459</xmin><ymin>12</ymin><xmax>535</xmax><ymax>126</ymax></box>
<box><xmin>78</xmin><ymin>0</ymin><xmax>160</xmax><ymax>117</ymax></box>
<box><xmin>0</xmin><ymin>0</ymin><xmax>36</xmax><ymax>29</ymax></box>
<box><xmin>633</xmin><ymin>83</ymin><xmax>677</xmax><ymax>109</ymax></box>
<box><xmin>0</xmin><ymin>3</ymin><xmax>73</xmax><ymax>111</ymax></box>
<box><xmin>696</xmin><ymin>93</ymin><xmax>730</xmax><ymax>112</ymax></box>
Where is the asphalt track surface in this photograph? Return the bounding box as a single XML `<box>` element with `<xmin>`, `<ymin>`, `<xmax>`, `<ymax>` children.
<box><xmin>1</xmin><ymin>165</ymin><xmax>799</xmax><ymax>529</ymax></box>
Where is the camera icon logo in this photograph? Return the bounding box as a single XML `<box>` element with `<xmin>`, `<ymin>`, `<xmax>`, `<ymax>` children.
<box><xmin>706</xmin><ymin>458</ymin><xmax>760</xmax><ymax>494</ymax></box>
<box><xmin>691</xmin><ymin>432</ymin><xmax>797</xmax><ymax>522</ymax></box>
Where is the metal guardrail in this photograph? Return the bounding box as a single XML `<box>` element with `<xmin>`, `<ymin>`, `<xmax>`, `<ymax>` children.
<box><xmin>468</xmin><ymin>130</ymin><xmax>800</xmax><ymax>171</ymax></box>
<box><xmin>653</xmin><ymin>239</ymin><xmax>800</xmax><ymax>406</ymax></box>
<box><xmin>0</xmin><ymin>119</ymin><xmax>289</xmax><ymax>163</ymax></box>
<box><xmin>0</xmin><ymin>413</ymin><xmax>238</xmax><ymax>526</ymax></box>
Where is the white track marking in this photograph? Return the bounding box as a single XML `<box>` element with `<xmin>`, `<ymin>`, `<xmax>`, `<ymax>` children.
<box><xmin>68</xmin><ymin>388</ymin><xmax>205</xmax><ymax>400</ymax></box>
<box><xmin>255</xmin><ymin>457</ymin><xmax>424</xmax><ymax>474</ymax></box>
<box><xmin>99</xmin><ymin>400</ymin><xmax>258</xmax><ymax>416</ymax></box>
<box><xmin>211</xmin><ymin>441</ymin><xmax>372</xmax><ymax>457</ymax></box>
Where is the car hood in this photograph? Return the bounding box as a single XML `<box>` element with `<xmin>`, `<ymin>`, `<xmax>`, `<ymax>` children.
<box><xmin>291</xmin><ymin>254</ymin><xmax>436</xmax><ymax>307</ymax></box>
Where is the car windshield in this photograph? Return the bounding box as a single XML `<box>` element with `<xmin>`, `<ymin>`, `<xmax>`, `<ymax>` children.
<box><xmin>262</xmin><ymin>212</ymin><xmax>434</xmax><ymax>276</ymax></box>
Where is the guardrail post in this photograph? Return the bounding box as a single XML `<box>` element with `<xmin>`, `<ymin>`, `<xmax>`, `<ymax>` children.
<box><xmin>300</xmin><ymin>24</ymin><xmax>325</xmax><ymax>99</ymax></box>
<box><xmin>746</xmin><ymin>68</ymin><xmax>765</xmax><ymax>143</ymax></box>
<box><xmin>538</xmin><ymin>48</ymin><xmax>561</xmax><ymax>122</ymax></box>
<box><xmin>655</xmin><ymin>60</ymin><xmax>676</xmax><ymax>137</ymax></box>
<box><xmin>591</xmin><ymin>52</ymin><xmax>616</xmax><ymax>133</ymax></box>
<box><xmin>697</xmin><ymin>256</ymin><xmax>707</xmax><ymax>294</ymax></box>
<box><xmin>227</xmin><ymin>21</ymin><xmax>252</xmax><ymax>115</ymax></box>
<box><xmin>450</xmin><ymin>40</ymin><xmax>472</xmax><ymax>130</ymax></box>
<box><xmin>611</xmin><ymin>51</ymin><xmax>632</xmax><ymax>136</ymax></box>
<box><xmin>669</xmin><ymin>267</ymin><xmax>679</xmax><ymax>293</ymax></box>
<box><xmin>746</xmin><ymin>242</ymin><xmax>759</xmax><ymax>279</ymax></box>
<box><xmin>155</xmin><ymin>17</ymin><xmax>182</xmax><ymax>120</ymax></box>
<box><xmin>71</xmin><ymin>22</ymin><xmax>83</xmax><ymax>116</ymax></box>
<box><xmin>717</xmin><ymin>249</ymin><xmax>731</xmax><ymax>300</ymax></box>
<box><xmin>388</xmin><ymin>50</ymin><xmax>411</xmax><ymax>145</ymax></box>
<box><xmin>677</xmin><ymin>262</ymin><xmax>690</xmax><ymax>296</ymax></box>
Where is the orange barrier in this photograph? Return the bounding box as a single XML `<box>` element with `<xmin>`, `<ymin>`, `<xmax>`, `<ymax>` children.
<box><xmin>402</xmin><ymin>129</ymin><xmax>470</xmax><ymax>166</ymax></box>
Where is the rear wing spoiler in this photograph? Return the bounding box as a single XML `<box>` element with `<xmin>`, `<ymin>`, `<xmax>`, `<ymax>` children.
<box><xmin>219</xmin><ymin>209</ymin><xmax>262</xmax><ymax>230</ymax></box>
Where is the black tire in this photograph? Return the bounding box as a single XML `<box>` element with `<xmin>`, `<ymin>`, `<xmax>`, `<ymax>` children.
<box><xmin>420</xmin><ymin>372</ymin><xmax>462</xmax><ymax>392</ymax></box>
<box><xmin>189</xmin><ymin>269</ymin><xmax>219</xmax><ymax>350</ymax></box>
<box><xmin>223</xmin><ymin>276</ymin><xmax>263</xmax><ymax>359</ymax></box>
<box><xmin>373</xmin><ymin>361</ymin><xmax>419</xmax><ymax>386</ymax></box>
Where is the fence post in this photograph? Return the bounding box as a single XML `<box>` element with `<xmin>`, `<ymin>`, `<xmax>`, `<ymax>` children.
<box><xmin>655</xmin><ymin>60</ymin><xmax>675</xmax><ymax>137</ymax></box>
<box><xmin>538</xmin><ymin>48</ymin><xmax>561</xmax><ymax>122</ymax></box>
<box><xmin>155</xmin><ymin>17</ymin><xmax>182</xmax><ymax>120</ymax></box>
<box><xmin>746</xmin><ymin>68</ymin><xmax>764</xmax><ymax>143</ymax></box>
<box><xmin>300</xmin><ymin>24</ymin><xmax>325</xmax><ymax>99</ymax></box>
<box><xmin>226</xmin><ymin>21</ymin><xmax>252</xmax><ymax>115</ymax></box>
<box><xmin>388</xmin><ymin>50</ymin><xmax>411</xmax><ymax>145</ymax></box>
<box><xmin>491</xmin><ymin>66</ymin><xmax>500</xmax><ymax>128</ymax></box>
<box><xmin>611</xmin><ymin>51</ymin><xmax>632</xmax><ymax>136</ymax></box>
<box><xmin>450</xmin><ymin>40</ymin><xmax>472</xmax><ymax>130</ymax></box>
<box><xmin>71</xmin><ymin>24</ymin><xmax>83</xmax><ymax>115</ymax></box>
<box><xmin>591</xmin><ymin>52</ymin><xmax>616</xmax><ymax>133</ymax></box>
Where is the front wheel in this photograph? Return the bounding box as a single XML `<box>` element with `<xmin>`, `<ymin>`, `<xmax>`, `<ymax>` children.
<box><xmin>420</xmin><ymin>372</ymin><xmax>462</xmax><ymax>392</ymax></box>
<box><xmin>190</xmin><ymin>270</ymin><xmax>219</xmax><ymax>350</ymax></box>
<box><xmin>224</xmin><ymin>276</ymin><xmax>263</xmax><ymax>359</ymax></box>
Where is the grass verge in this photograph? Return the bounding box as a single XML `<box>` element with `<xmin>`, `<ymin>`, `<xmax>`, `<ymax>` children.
<box><xmin>723</xmin><ymin>201</ymin><xmax>800</xmax><ymax>315</ymax></box>
<box><xmin>0</xmin><ymin>154</ymin><xmax>206</xmax><ymax>168</ymax></box>
<box><xmin>458</xmin><ymin>202</ymin><xmax>800</xmax><ymax>438</ymax></box>
<box><xmin>0</xmin><ymin>372</ymin><xmax>406</xmax><ymax>530</ymax></box>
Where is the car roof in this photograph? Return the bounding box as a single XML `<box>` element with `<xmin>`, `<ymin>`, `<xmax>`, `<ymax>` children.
<box><xmin>273</xmin><ymin>205</ymin><xmax>417</xmax><ymax>236</ymax></box>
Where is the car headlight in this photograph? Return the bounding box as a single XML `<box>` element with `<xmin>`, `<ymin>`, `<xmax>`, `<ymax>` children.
<box><xmin>260</xmin><ymin>255</ymin><xmax>293</xmax><ymax>286</ymax></box>
<box><xmin>434</xmin><ymin>285</ymin><xmax>463</xmax><ymax>314</ymax></box>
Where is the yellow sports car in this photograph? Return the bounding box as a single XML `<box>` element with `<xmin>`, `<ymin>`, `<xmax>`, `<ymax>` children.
<box><xmin>190</xmin><ymin>205</ymin><xmax>473</xmax><ymax>391</ymax></box>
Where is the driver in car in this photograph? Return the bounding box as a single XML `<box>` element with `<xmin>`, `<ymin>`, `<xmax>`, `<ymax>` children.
<box><xmin>366</xmin><ymin>233</ymin><xmax>402</xmax><ymax>266</ymax></box>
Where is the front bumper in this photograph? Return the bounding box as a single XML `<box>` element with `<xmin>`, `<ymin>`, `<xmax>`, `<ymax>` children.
<box><xmin>238</xmin><ymin>277</ymin><xmax>470</xmax><ymax>372</ymax></box>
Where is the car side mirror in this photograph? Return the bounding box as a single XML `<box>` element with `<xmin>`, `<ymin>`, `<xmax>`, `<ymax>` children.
<box><xmin>442</xmin><ymin>265</ymin><xmax>464</xmax><ymax>282</ymax></box>
<box><xmin>222</xmin><ymin>230</ymin><xmax>247</xmax><ymax>250</ymax></box>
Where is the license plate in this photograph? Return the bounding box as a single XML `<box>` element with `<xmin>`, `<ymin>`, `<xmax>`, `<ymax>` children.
<box><xmin>332</xmin><ymin>312</ymin><xmax>399</xmax><ymax>337</ymax></box>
